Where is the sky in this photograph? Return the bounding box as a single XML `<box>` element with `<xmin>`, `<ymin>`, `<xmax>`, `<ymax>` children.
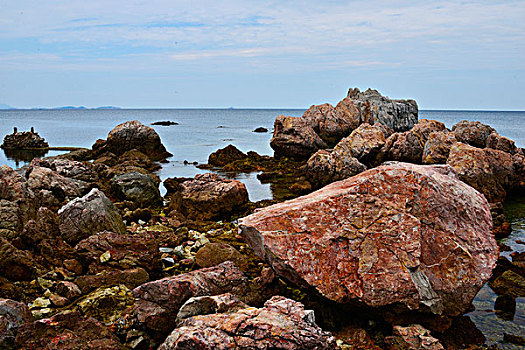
<box><xmin>0</xmin><ymin>0</ymin><xmax>524</xmax><ymax>109</ymax></box>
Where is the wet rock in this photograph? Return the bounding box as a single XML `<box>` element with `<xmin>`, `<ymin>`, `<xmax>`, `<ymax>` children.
<box><xmin>447</xmin><ymin>142</ymin><xmax>515</xmax><ymax>202</ymax></box>
<box><xmin>195</xmin><ymin>242</ymin><xmax>248</xmax><ymax>271</ymax></box>
<box><xmin>1</xmin><ymin>129</ymin><xmax>48</xmax><ymax>149</ymax></box>
<box><xmin>303</xmin><ymin>101</ymin><xmax>359</xmax><ymax>146</ymax></box>
<box><xmin>486</xmin><ymin>132</ymin><xmax>518</xmax><ymax>154</ymax></box>
<box><xmin>305</xmin><ymin>148</ymin><xmax>367</xmax><ymax>188</ymax></box>
<box><xmin>110</xmin><ymin>171</ymin><xmax>162</xmax><ymax>208</ymax></box>
<box><xmin>451</xmin><ymin>120</ymin><xmax>495</xmax><ymax>148</ymax></box>
<box><xmin>503</xmin><ymin>332</ymin><xmax>525</xmax><ymax>346</ymax></box>
<box><xmin>131</xmin><ymin>261</ymin><xmax>248</xmax><ymax>334</ymax></box>
<box><xmin>386</xmin><ymin>324</ymin><xmax>444</xmax><ymax>350</ymax></box>
<box><xmin>58</xmin><ymin>189</ymin><xmax>126</xmax><ymax>245</ymax></box>
<box><xmin>75</xmin><ymin>231</ymin><xmax>160</xmax><ymax>275</ymax></box>
<box><xmin>0</xmin><ymin>298</ymin><xmax>32</xmax><ymax>350</ymax></box>
<box><xmin>15</xmin><ymin>311</ymin><xmax>126</xmax><ymax>350</ymax></box>
<box><xmin>77</xmin><ymin>284</ymin><xmax>134</xmax><ymax>324</ymax></box>
<box><xmin>92</xmin><ymin>120</ymin><xmax>172</xmax><ymax>161</ymax></box>
<box><xmin>439</xmin><ymin>316</ymin><xmax>486</xmax><ymax>349</ymax></box>
<box><xmin>159</xmin><ymin>296</ymin><xmax>336</xmax><ymax>350</ymax></box>
<box><xmin>335</xmin><ymin>325</ymin><xmax>381</xmax><ymax>350</ymax></box>
<box><xmin>240</xmin><ymin>163</ymin><xmax>497</xmax><ymax>316</ymax></box>
<box><xmin>494</xmin><ymin>294</ymin><xmax>516</xmax><ymax>320</ymax></box>
<box><xmin>207</xmin><ymin>144</ymin><xmax>247</xmax><ymax>167</ymax></box>
<box><xmin>56</xmin><ymin>281</ymin><xmax>82</xmax><ymax>300</ymax></box>
<box><xmin>175</xmin><ymin>293</ymin><xmax>247</xmax><ymax>323</ymax></box>
<box><xmin>171</xmin><ymin>173</ymin><xmax>249</xmax><ymax>220</ymax></box>
<box><xmin>252</xmin><ymin>127</ymin><xmax>268</xmax><ymax>133</ymax></box>
<box><xmin>491</xmin><ymin>270</ymin><xmax>525</xmax><ymax>297</ymax></box>
<box><xmin>75</xmin><ymin>268</ymin><xmax>149</xmax><ymax>294</ymax></box>
<box><xmin>270</xmin><ymin>115</ymin><xmax>328</xmax><ymax>159</ymax></box>
<box><xmin>347</xmin><ymin>87</ymin><xmax>418</xmax><ymax>132</ymax></box>
<box><xmin>0</xmin><ymin>237</ymin><xmax>35</xmax><ymax>281</ymax></box>
<box><xmin>422</xmin><ymin>131</ymin><xmax>457</xmax><ymax>164</ymax></box>
<box><xmin>289</xmin><ymin>180</ymin><xmax>312</xmax><ymax>195</ymax></box>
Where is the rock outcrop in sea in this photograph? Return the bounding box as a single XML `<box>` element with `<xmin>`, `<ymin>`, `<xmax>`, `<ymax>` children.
<box><xmin>1</xmin><ymin>128</ymin><xmax>49</xmax><ymax>150</ymax></box>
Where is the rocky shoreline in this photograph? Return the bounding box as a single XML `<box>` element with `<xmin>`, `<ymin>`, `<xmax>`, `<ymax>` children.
<box><xmin>1</xmin><ymin>89</ymin><xmax>524</xmax><ymax>349</ymax></box>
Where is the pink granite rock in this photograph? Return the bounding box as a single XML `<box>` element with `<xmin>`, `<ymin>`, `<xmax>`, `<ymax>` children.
<box><xmin>158</xmin><ymin>296</ymin><xmax>336</xmax><ymax>350</ymax></box>
<box><xmin>239</xmin><ymin>162</ymin><xmax>497</xmax><ymax>316</ymax></box>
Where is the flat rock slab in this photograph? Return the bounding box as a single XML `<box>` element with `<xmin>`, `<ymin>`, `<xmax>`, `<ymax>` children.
<box><xmin>239</xmin><ymin>162</ymin><xmax>498</xmax><ymax>316</ymax></box>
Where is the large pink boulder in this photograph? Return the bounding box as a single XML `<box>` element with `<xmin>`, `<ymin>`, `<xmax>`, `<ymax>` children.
<box><xmin>239</xmin><ymin>162</ymin><xmax>498</xmax><ymax>316</ymax></box>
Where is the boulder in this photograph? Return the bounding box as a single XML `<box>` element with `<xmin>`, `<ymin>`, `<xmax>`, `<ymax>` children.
<box><xmin>195</xmin><ymin>242</ymin><xmax>248</xmax><ymax>271</ymax></box>
<box><xmin>336</xmin><ymin>123</ymin><xmax>391</xmax><ymax>165</ymax></box>
<box><xmin>0</xmin><ymin>298</ymin><xmax>32</xmax><ymax>350</ymax></box>
<box><xmin>58</xmin><ymin>189</ymin><xmax>126</xmax><ymax>245</ymax></box>
<box><xmin>0</xmin><ymin>129</ymin><xmax>48</xmax><ymax>149</ymax></box>
<box><xmin>77</xmin><ymin>285</ymin><xmax>134</xmax><ymax>324</ymax></box>
<box><xmin>158</xmin><ymin>296</ymin><xmax>336</xmax><ymax>350</ymax></box>
<box><xmin>31</xmin><ymin>158</ymin><xmax>99</xmax><ymax>183</ymax></box>
<box><xmin>171</xmin><ymin>173</ymin><xmax>248</xmax><ymax>221</ymax></box>
<box><xmin>239</xmin><ymin>163</ymin><xmax>497</xmax><ymax>316</ymax></box>
<box><xmin>19</xmin><ymin>207</ymin><xmax>60</xmax><ymax>247</ymax></box>
<box><xmin>131</xmin><ymin>261</ymin><xmax>248</xmax><ymax>334</ymax></box>
<box><xmin>0</xmin><ymin>166</ymin><xmax>36</xmax><ymax>230</ymax></box>
<box><xmin>347</xmin><ymin>87</ymin><xmax>418</xmax><ymax>132</ymax></box>
<box><xmin>447</xmin><ymin>142</ymin><xmax>515</xmax><ymax>202</ymax></box>
<box><xmin>386</xmin><ymin>324</ymin><xmax>444</xmax><ymax>350</ymax></box>
<box><xmin>75</xmin><ymin>267</ymin><xmax>149</xmax><ymax>294</ymax></box>
<box><xmin>422</xmin><ymin>132</ymin><xmax>457</xmax><ymax>164</ymax></box>
<box><xmin>486</xmin><ymin>131</ymin><xmax>518</xmax><ymax>154</ymax></box>
<box><xmin>0</xmin><ymin>237</ymin><xmax>35</xmax><ymax>281</ymax></box>
<box><xmin>305</xmin><ymin>148</ymin><xmax>367</xmax><ymax>188</ymax></box>
<box><xmin>270</xmin><ymin>115</ymin><xmax>328</xmax><ymax>159</ymax></box>
<box><xmin>175</xmin><ymin>293</ymin><xmax>247</xmax><ymax>323</ymax></box>
<box><xmin>208</xmin><ymin>144</ymin><xmax>247</xmax><ymax>167</ymax></box>
<box><xmin>92</xmin><ymin>120</ymin><xmax>172</xmax><ymax>161</ymax></box>
<box><xmin>451</xmin><ymin>120</ymin><xmax>495</xmax><ymax>148</ymax></box>
<box><xmin>110</xmin><ymin>171</ymin><xmax>162</xmax><ymax>207</ymax></box>
<box><xmin>14</xmin><ymin>311</ymin><xmax>125</xmax><ymax>350</ymax></box>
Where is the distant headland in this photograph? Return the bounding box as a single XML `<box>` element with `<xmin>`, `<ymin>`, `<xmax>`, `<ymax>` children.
<box><xmin>0</xmin><ymin>104</ymin><xmax>121</xmax><ymax>110</ymax></box>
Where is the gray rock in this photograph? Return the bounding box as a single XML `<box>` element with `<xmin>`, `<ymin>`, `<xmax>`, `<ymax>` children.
<box><xmin>58</xmin><ymin>188</ymin><xmax>126</xmax><ymax>245</ymax></box>
<box><xmin>0</xmin><ymin>298</ymin><xmax>32</xmax><ymax>350</ymax></box>
<box><xmin>452</xmin><ymin>120</ymin><xmax>495</xmax><ymax>148</ymax></box>
<box><xmin>110</xmin><ymin>171</ymin><xmax>162</xmax><ymax>207</ymax></box>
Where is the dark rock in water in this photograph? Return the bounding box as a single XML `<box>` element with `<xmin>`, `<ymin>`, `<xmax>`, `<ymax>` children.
<box><xmin>92</xmin><ymin>120</ymin><xmax>172</xmax><ymax>161</ymax></box>
<box><xmin>14</xmin><ymin>311</ymin><xmax>126</xmax><ymax>350</ymax></box>
<box><xmin>131</xmin><ymin>261</ymin><xmax>248</xmax><ymax>335</ymax></box>
<box><xmin>494</xmin><ymin>294</ymin><xmax>516</xmax><ymax>320</ymax></box>
<box><xmin>152</xmin><ymin>120</ymin><xmax>179</xmax><ymax>126</ymax></box>
<box><xmin>451</xmin><ymin>120</ymin><xmax>495</xmax><ymax>148</ymax></box>
<box><xmin>58</xmin><ymin>188</ymin><xmax>126</xmax><ymax>245</ymax></box>
<box><xmin>159</xmin><ymin>295</ymin><xmax>336</xmax><ymax>350</ymax></box>
<box><xmin>503</xmin><ymin>332</ymin><xmax>525</xmax><ymax>346</ymax></box>
<box><xmin>253</xmin><ymin>127</ymin><xmax>268</xmax><ymax>133</ymax></box>
<box><xmin>208</xmin><ymin>144</ymin><xmax>247</xmax><ymax>167</ymax></box>
<box><xmin>239</xmin><ymin>163</ymin><xmax>497</xmax><ymax>316</ymax></box>
<box><xmin>1</xmin><ymin>129</ymin><xmax>48</xmax><ymax>149</ymax></box>
<box><xmin>0</xmin><ymin>298</ymin><xmax>32</xmax><ymax>350</ymax></box>
<box><xmin>491</xmin><ymin>270</ymin><xmax>525</xmax><ymax>297</ymax></box>
<box><xmin>110</xmin><ymin>171</ymin><xmax>162</xmax><ymax>208</ymax></box>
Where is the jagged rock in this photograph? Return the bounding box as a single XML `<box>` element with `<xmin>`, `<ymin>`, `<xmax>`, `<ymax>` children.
<box><xmin>338</xmin><ymin>123</ymin><xmax>391</xmax><ymax>165</ymax></box>
<box><xmin>239</xmin><ymin>163</ymin><xmax>497</xmax><ymax>316</ymax></box>
<box><xmin>75</xmin><ymin>268</ymin><xmax>149</xmax><ymax>294</ymax></box>
<box><xmin>0</xmin><ymin>238</ymin><xmax>35</xmax><ymax>281</ymax></box>
<box><xmin>58</xmin><ymin>189</ymin><xmax>126</xmax><ymax>245</ymax></box>
<box><xmin>56</xmin><ymin>281</ymin><xmax>82</xmax><ymax>300</ymax></box>
<box><xmin>208</xmin><ymin>145</ymin><xmax>247</xmax><ymax>166</ymax></box>
<box><xmin>336</xmin><ymin>325</ymin><xmax>381</xmax><ymax>350</ymax></box>
<box><xmin>19</xmin><ymin>207</ymin><xmax>60</xmax><ymax>247</ymax></box>
<box><xmin>1</xmin><ymin>129</ymin><xmax>48</xmax><ymax>149</ymax></box>
<box><xmin>486</xmin><ymin>131</ymin><xmax>518</xmax><ymax>154</ymax></box>
<box><xmin>77</xmin><ymin>285</ymin><xmax>134</xmax><ymax>324</ymax></box>
<box><xmin>31</xmin><ymin>158</ymin><xmax>99</xmax><ymax>183</ymax></box>
<box><xmin>386</xmin><ymin>324</ymin><xmax>444</xmax><ymax>350</ymax></box>
<box><xmin>75</xmin><ymin>231</ymin><xmax>160</xmax><ymax>275</ymax></box>
<box><xmin>92</xmin><ymin>120</ymin><xmax>172</xmax><ymax>161</ymax></box>
<box><xmin>131</xmin><ymin>261</ymin><xmax>248</xmax><ymax>334</ymax></box>
<box><xmin>305</xmin><ymin>147</ymin><xmax>367</xmax><ymax>188</ymax></box>
<box><xmin>422</xmin><ymin>132</ymin><xmax>457</xmax><ymax>164</ymax></box>
<box><xmin>451</xmin><ymin>120</ymin><xmax>495</xmax><ymax>148</ymax></box>
<box><xmin>110</xmin><ymin>171</ymin><xmax>162</xmax><ymax>207</ymax></box>
<box><xmin>169</xmin><ymin>173</ymin><xmax>248</xmax><ymax>220</ymax></box>
<box><xmin>347</xmin><ymin>87</ymin><xmax>418</xmax><ymax>132</ymax></box>
<box><xmin>0</xmin><ymin>166</ymin><xmax>36</xmax><ymax>231</ymax></box>
<box><xmin>381</xmin><ymin>119</ymin><xmax>447</xmax><ymax>164</ymax></box>
<box><xmin>159</xmin><ymin>296</ymin><xmax>336</xmax><ymax>350</ymax></box>
<box><xmin>175</xmin><ymin>293</ymin><xmax>247</xmax><ymax>324</ymax></box>
<box><xmin>270</xmin><ymin>115</ymin><xmax>328</xmax><ymax>159</ymax></box>
<box><xmin>195</xmin><ymin>242</ymin><xmax>248</xmax><ymax>271</ymax></box>
<box><xmin>447</xmin><ymin>142</ymin><xmax>515</xmax><ymax>202</ymax></box>
<box><xmin>0</xmin><ymin>298</ymin><xmax>32</xmax><ymax>350</ymax></box>
<box><xmin>14</xmin><ymin>311</ymin><xmax>126</xmax><ymax>350</ymax></box>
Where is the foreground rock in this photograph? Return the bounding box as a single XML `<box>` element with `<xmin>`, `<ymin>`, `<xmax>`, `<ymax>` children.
<box><xmin>92</xmin><ymin>120</ymin><xmax>172</xmax><ymax>161</ymax></box>
<box><xmin>240</xmin><ymin>162</ymin><xmax>497</xmax><ymax>316</ymax></box>
<box><xmin>159</xmin><ymin>296</ymin><xmax>336</xmax><ymax>350</ymax></box>
<box><xmin>0</xmin><ymin>298</ymin><xmax>32</xmax><ymax>349</ymax></box>
<box><xmin>58</xmin><ymin>189</ymin><xmax>126</xmax><ymax>245</ymax></box>
<box><xmin>0</xmin><ymin>166</ymin><xmax>36</xmax><ymax>233</ymax></box>
<box><xmin>1</xmin><ymin>128</ymin><xmax>48</xmax><ymax>149</ymax></box>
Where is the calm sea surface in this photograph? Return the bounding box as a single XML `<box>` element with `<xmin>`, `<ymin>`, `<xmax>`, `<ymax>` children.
<box><xmin>0</xmin><ymin>108</ymin><xmax>524</xmax><ymax>346</ymax></box>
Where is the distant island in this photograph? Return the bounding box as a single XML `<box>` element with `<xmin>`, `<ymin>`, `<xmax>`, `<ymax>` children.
<box><xmin>0</xmin><ymin>104</ymin><xmax>121</xmax><ymax>110</ymax></box>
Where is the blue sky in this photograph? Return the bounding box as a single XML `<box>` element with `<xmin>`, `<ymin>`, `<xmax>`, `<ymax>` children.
<box><xmin>0</xmin><ymin>0</ymin><xmax>524</xmax><ymax>109</ymax></box>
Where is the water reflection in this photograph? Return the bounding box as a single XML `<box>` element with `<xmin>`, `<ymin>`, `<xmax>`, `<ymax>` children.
<box><xmin>2</xmin><ymin>148</ymin><xmax>49</xmax><ymax>168</ymax></box>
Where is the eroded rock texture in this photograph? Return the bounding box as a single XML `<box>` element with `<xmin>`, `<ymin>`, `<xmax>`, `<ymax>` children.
<box><xmin>0</xmin><ymin>298</ymin><xmax>32</xmax><ymax>350</ymax></box>
<box><xmin>159</xmin><ymin>296</ymin><xmax>336</xmax><ymax>350</ymax></box>
<box><xmin>110</xmin><ymin>171</ymin><xmax>162</xmax><ymax>207</ymax></box>
<box><xmin>239</xmin><ymin>162</ymin><xmax>497</xmax><ymax>316</ymax></box>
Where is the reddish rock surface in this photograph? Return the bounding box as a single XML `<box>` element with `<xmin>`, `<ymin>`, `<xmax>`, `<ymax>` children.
<box><xmin>386</xmin><ymin>324</ymin><xmax>444</xmax><ymax>350</ymax></box>
<box><xmin>195</xmin><ymin>242</ymin><xmax>248</xmax><ymax>271</ymax></box>
<box><xmin>447</xmin><ymin>142</ymin><xmax>515</xmax><ymax>202</ymax></box>
<box><xmin>239</xmin><ymin>162</ymin><xmax>497</xmax><ymax>316</ymax></box>
<box><xmin>158</xmin><ymin>296</ymin><xmax>336</xmax><ymax>350</ymax></box>
<box><xmin>486</xmin><ymin>131</ymin><xmax>518</xmax><ymax>154</ymax></box>
<box><xmin>0</xmin><ymin>298</ymin><xmax>32</xmax><ymax>349</ymax></box>
<box><xmin>58</xmin><ymin>189</ymin><xmax>126</xmax><ymax>245</ymax></box>
<box><xmin>208</xmin><ymin>144</ymin><xmax>247</xmax><ymax>167</ymax></box>
<box><xmin>422</xmin><ymin>131</ymin><xmax>457</xmax><ymax>164</ymax></box>
<box><xmin>92</xmin><ymin>120</ymin><xmax>172</xmax><ymax>161</ymax></box>
<box><xmin>451</xmin><ymin>120</ymin><xmax>495</xmax><ymax>148</ymax></box>
<box><xmin>0</xmin><ymin>165</ymin><xmax>36</xmax><ymax>231</ymax></box>
<box><xmin>339</xmin><ymin>123</ymin><xmax>391</xmax><ymax>165</ymax></box>
<box><xmin>0</xmin><ymin>238</ymin><xmax>36</xmax><ymax>281</ymax></box>
<box><xmin>305</xmin><ymin>148</ymin><xmax>367</xmax><ymax>188</ymax></box>
<box><xmin>131</xmin><ymin>261</ymin><xmax>248</xmax><ymax>334</ymax></box>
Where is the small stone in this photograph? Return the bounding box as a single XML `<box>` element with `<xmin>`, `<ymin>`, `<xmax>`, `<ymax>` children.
<box><xmin>49</xmin><ymin>293</ymin><xmax>70</xmax><ymax>307</ymax></box>
<box><xmin>159</xmin><ymin>247</ymin><xmax>174</xmax><ymax>253</ymax></box>
<box><xmin>138</xmin><ymin>219</ymin><xmax>146</xmax><ymax>225</ymax></box>
<box><xmin>162</xmin><ymin>257</ymin><xmax>175</xmax><ymax>266</ymax></box>
<box><xmin>56</xmin><ymin>281</ymin><xmax>82</xmax><ymax>300</ymax></box>
<box><xmin>100</xmin><ymin>251</ymin><xmax>112</xmax><ymax>263</ymax></box>
<box><xmin>29</xmin><ymin>297</ymin><xmax>51</xmax><ymax>309</ymax></box>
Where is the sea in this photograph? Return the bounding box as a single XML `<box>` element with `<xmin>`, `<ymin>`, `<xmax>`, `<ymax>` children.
<box><xmin>0</xmin><ymin>108</ymin><xmax>524</xmax><ymax>347</ymax></box>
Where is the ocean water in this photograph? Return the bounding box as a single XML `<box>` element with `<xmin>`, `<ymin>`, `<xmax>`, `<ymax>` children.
<box><xmin>1</xmin><ymin>108</ymin><xmax>524</xmax><ymax>346</ymax></box>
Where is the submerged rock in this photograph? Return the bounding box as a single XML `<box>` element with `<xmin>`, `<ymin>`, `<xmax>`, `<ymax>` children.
<box><xmin>239</xmin><ymin>162</ymin><xmax>497</xmax><ymax>316</ymax></box>
<box><xmin>159</xmin><ymin>296</ymin><xmax>336</xmax><ymax>350</ymax></box>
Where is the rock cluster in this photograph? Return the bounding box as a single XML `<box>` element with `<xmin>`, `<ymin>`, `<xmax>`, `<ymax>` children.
<box><xmin>1</xmin><ymin>128</ymin><xmax>49</xmax><ymax>149</ymax></box>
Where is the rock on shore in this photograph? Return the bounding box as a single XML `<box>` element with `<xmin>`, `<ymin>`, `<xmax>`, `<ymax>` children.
<box><xmin>239</xmin><ymin>162</ymin><xmax>498</xmax><ymax>316</ymax></box>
